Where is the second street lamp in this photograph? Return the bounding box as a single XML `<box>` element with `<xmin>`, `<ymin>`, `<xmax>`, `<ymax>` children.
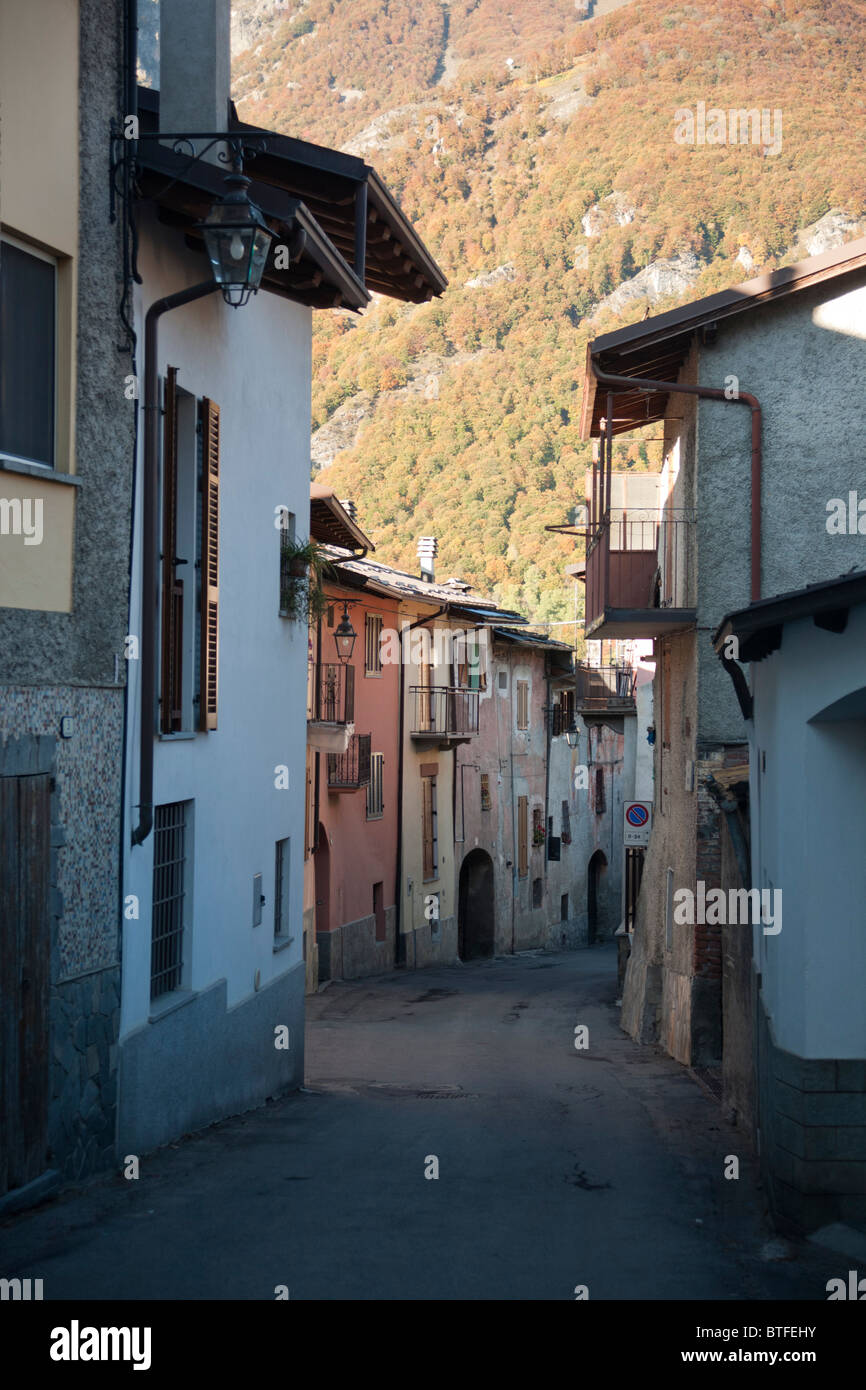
<box><xmin>334</xmin><ymin>605</ymin><xmax>357</xmax><ymax>664</ymax></box>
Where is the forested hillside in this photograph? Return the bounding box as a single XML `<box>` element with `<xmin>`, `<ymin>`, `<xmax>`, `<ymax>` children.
<box><xmin>232</xmin><ymin>0</ymin><xmax>866</xmax><ymax>630</ymax></box>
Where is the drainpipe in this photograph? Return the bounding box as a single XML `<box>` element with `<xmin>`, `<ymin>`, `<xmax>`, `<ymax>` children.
<box><xmin>131</xmin><ymin>280</ymin><xmax>220</xmax><ymax>846</ymax></box>
<box><xmin>395</xmin><ymin>605</ymin><xmax>448</xmax><ymax>966</ymax></box>
<box><xmin>592</xmin><ymin>368</ymin><xmax>763</xmax><ymax>601</ymax></box>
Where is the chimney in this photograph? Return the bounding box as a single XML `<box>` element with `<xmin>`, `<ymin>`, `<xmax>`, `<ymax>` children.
<box><xmin>417</xmin><ymin>536</ymin><xmax>438</xmax><ymax>583</ymax></box>
<box><xmin>340</xmin><ymin>499</ymin><xmax>357</xmax><ymax>521</ymax></box>
<box><xmin>160</xmin><ymin>0</ymin><xmax>232</xmax><ymax>153</ymax></box>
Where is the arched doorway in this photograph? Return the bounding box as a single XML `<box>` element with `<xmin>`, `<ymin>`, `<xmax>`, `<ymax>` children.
<box><xmin>458</xmin><ymin>849</ymin><xmax>495</xmax><ymax>960</ymax></box>
<box><xmin>314</xmin><ymin>822</ymin><xmax>330</xmax><ymax>936</ymax></box>
<box><xmin>587</xmin><ymin>849</ymin><xmax>608</xmax><ymax>944</ymax></box>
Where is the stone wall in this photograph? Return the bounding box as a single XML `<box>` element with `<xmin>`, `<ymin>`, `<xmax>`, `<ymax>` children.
<box><xmin>318</xmin><ymin>906</ymin><xmax>397</xmax><ymax>981</ymax></box>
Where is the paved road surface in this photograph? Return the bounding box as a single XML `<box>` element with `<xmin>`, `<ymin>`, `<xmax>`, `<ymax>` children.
<box><xmin>0</xmin><ymin>945</ymin><xmax>837</xmax><ymax>1300</ymax></box>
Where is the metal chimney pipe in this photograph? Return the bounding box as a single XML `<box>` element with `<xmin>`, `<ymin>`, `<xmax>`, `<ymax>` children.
<box><xmin>417</xmin><ymin>536</ymin><xmax>438</xmax><ymax>583</ymax></box>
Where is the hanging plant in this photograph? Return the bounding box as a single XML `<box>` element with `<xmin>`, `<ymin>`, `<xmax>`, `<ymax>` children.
<box><xmin>279</xmin><ymin>536</ymin><xmax>335</xmax><ymax>623</ymax></box>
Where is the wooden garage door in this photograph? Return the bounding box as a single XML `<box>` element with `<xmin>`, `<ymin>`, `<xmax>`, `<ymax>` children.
<box><xmin>0</xmin><ymin>773</ymin><xmax>51</xmax><ymax>1196</ymax></box>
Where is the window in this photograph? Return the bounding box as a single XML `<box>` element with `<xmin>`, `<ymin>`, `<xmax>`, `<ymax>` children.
<box><xmin>561</xmin><ymin>799</ymin><xmax>572</xmax><ymax>844</ymax></box>
<box><xmin>151</xmin><ymin>801</ymin><xmax>191</xmax><ymax>1001</ymax></box>
<box><xmin>516</xmin><ymin>679</ymin><xmax>529</xmax><ymax>730</ymax></box>
<box><xmin>365</xmin><ymin>614</ymin><xmax>383</xmax><ymax>675</ymax></box>
<box><xmin>422</xmin><ymin>775</ymin><xmax>438</xmax><ymax>880</ymax></box>
<box><xmin>532</xmin><ymin>877</ymin><xmax>543</xmax><ymax>909</ymax></box>
<box><xmin>561</xmin><ymin>893</ymin><xmax>569</xmax><ymax>921</ymax></box>
<box><xmin>278</xmin><ymin>510</ymin><xmax>297</xmax><ymax>615</ymax></box>
<box><xmin>326</xmin><ymin>603</ymin><xmax>335</xmax><ymax>627</ymax></box>
<box><xmin>160</xmin><ymin>377</ymin><xmax>220</xmax><ymax>733</ymax></box>
<box><xmin>367</xmin><ymin>752</ymin><xmax>385</xmax><ymax>819</ymax></box>
<box><xmin>595</xmin><ymin>767</ymin><xmax>606</xmax><ymax>814</ymax></box>
<box><xmin>373</xmin><ymin>881</ymin><xmax>385</xmax><ymax>942</ymax></box>
<box><xmin>274</xmin><ymin>837</ymin><xmax>291</xmax><ymax>942</ymax></box>
<box><xmin>560</xmin><ymin>689</ymin><xmax>575</xmax><ymax>727</ymax></box>
<box><xmin>532</xmin><ymin>805</ymin><xmax>545</xmax><ymax>846</ymax></box>
<box><xmin>0</xmin><ymin>238</ymin><xmax>56</xmax><ymax>469</ymax></box>
<box><xmin>498</xmin><ymin>670</ymin><xmax>508</xmax><ymax>691</ymax></box>
<box><xmin>480</xmin><ymin>772</ymin><xmax>491</xmax><ymax>811</ymax></box>
<box><xmin>517</xmin><ymin>795</ymin><xmax>528</xmax><ymax>878</ymax></box>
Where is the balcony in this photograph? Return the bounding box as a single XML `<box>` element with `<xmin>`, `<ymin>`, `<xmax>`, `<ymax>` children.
<box><xmin>307</xmin><ymin>663</ymin><xmax>354</xmax><ymax>725</ymax></box>
<box><xmin>584</xmin><ymin>509</ymin><xmax>696</xmax><ymax>639</ymax></box>
<box><xmin>409</xmin><ymin>686</ymin><xmax>479</xmax><ymax>745</ymax></box>
<box><xmin>327</xmin><ymin>733</ymin><xmax>371</xmax><ymax>791</ymax></box>
<box><xmin>575</xmin><ymin>664</ymin><xmax>636</xmax><ymax>715</ymax></box>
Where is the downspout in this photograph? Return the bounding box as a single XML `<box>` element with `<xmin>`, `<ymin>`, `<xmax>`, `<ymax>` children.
<box><xmin>131</xmin><ymin>280</ymin><xmax>220</xmax><ymax>846</ymax></box>
<box><xmin>394</xmin><ymin>604</ymin><xmax>448</xmax><ymax>966</ymax></box>
<box><xmin>593</xmin><ymin>368</ymin><xmax>763</xmax><ymax>601</ymax></box>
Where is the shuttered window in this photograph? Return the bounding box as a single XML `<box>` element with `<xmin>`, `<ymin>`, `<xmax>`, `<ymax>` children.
<box><xmin>367</xmin><ymin>752</ymin><xmax>385</xmax><ymax>819</ymax></box>
<box><xmin>365</xmin><ymin>614</ymin><xmax>383</xmax><ymax>674</ymax></box>
<box><xmin>595</xmin><ymin>767</ymin><xmax>606</xmax><ymax>814</ymax></box>
<box><xmin>199</xmin><ymin>398</ymin><xmax>220</xmax><ymax>730</ymax></box>
<box><xmin>422</xmin><ymin>775</ymin><xmax>438</xmax><ymax>880</ymax></box>
<box><xmin>516</xmin><ymin>679</ymin><xmax>529</xmax><ymax>730</ymax></box>
<box><xmin>561</xmin><ymin>799</ymin><xmax>571</xmax><ymax>843</ymax></box>
<box><xmin>517</xmin><ymin>795</ymin><xmax>528</xmax><ymax>878</ymax></box>
<box><xmin>160</xmin><ymin>368</ymin><xmax>182</xmax><ymax>733</ymax></box>
<box><xmin>480</xmin><ymin>773</ymin><xmax>491</xmax><ymax>811</ymax></box>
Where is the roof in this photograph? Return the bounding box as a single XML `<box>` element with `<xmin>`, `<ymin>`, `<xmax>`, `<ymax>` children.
<box><xmin>712</xmin><ymin>569</ymin><xmax>866</xmax><ymax>662</ymax></box>
<box><xmin>309</xmin><ymin>486</ymin><xmax>374</xmax><ymax>554</ymax></box>
<box><xmin>328</xmin><ymin>554</ymin><xmax>528</xmax><ymax>625</ymax></box>
<box><xmin>581</xmin><ymin>236</ymin><xmax>866</xmax><ymax>438</ymax></box>
<box><xmin>136</xmin><ymin>87</ymin><xmax>446</xmax><ymax>307</ymax></box>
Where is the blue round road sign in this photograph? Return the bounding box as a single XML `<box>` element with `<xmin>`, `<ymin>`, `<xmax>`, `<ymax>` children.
<box><xmin>626</xmin><ymin>804</ymin><xmax>649</xmax><ymax>827</ymax></box>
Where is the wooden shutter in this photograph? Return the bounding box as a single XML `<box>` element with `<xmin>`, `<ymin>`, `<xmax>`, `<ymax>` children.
<box><xmin>160</xmin><ymin>367</ymin><xmax>182</xmax><ymax>733</ymax></box>
<box><xmin>517</xmin><ymin>795</ymin><xmax>528</xmax><ymax>878</ymax></box>
<box><xmin>344</xmin><ymin>664</ymin><xmax>355</xmax><ymax>722</ymax></box>
<box><xmin>422</xmin><ymin>777</ymin><xmax>434</xmax><ymax>879</ymax></box>
<box><xmin>199</xmin><ymin>398</ymin><xmax>220</xmax><ymax>731</ymax></box>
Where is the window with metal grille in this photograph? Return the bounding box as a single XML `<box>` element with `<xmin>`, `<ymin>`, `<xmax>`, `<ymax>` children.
<box><xmin>422</xmin><ymin>775</ymin><xmax>438</xmax><ymax>880</ymax></box>
<box><xmin>480</xmin><ymin>772</ymin><xmax>491</xmax><ymax>811</ymax></box>
<box><xmin>517</xmin><ymin>796</ymin><xmax>528</xmax><ymax>878</ymax></box>
<box><xmin>532</xmin><ymin>805</ymin><xmax>545</xmax><ymax>847</ymax></box>
<box><xmin>595</xmin><ymin>767</ymin><xmax>606</xmax><ymax>814</ymax></box>
<box><xmin>150</xmin><ymin>801</ymin><xmax>190</xmax><ymax>1000</ymax></box>
<box><xmin>517</xmin><ymin>679</ymin><xmax>529</xmax><ymax>729</ymax></box>
<box><xmin>561</xmin><ymin>799</ymin><xmax>571</xmax><ymax>843</ymax></box>
<box><xmin>367</xmin><ymin>752</ymin><xmax>385</xmax><ymax>819</ymax></box>
<box><xmin>532</xmin><ymin>877</ymin><xmax>543</xmax><ymax>909</ymax></box>
<box><xmin>274</xmin><ymin>837</ymin><xmax>291</xmax><ymax>942</ymax></box>
<box><xmin>365</xmin><ymin>614</ymin><xmax>383</xmax><ymax>675</ymax></box>
<box><xmin>561</xmin><ymin>893</ymin><xmax>569</xmax><ymax>921</ymax></box>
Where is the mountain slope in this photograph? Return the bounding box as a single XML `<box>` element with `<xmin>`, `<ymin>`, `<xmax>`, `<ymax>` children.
<box><xmin>232</xmin><ymin>0</ymin><xmax>866</xmax><ymax>631</ymax></box>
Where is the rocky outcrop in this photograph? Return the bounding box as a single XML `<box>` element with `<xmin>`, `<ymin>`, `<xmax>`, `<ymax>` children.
<box><xmin>788</xmin><ymin>210</ymin><xmax>866</xmax><ymax>260</ymax></box>
<box><xmin>593</xmin><ymin>252</ymin><xmax>704</xmax><ymax>319</ymax></box>
<box><xmin>581</xmin><ymin>192</ymin><xmax>636</xmax><ymax>238</ymax></box>
<box><xmin>464</xmin><ymin>263</ymin><xmax>517</xmax><ymax>290</ymax></box>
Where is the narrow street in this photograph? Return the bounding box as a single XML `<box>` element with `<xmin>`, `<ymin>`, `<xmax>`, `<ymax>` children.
<box><xmin>1</xmin><ymin>947</ymin><xmax>835</xmax><ymax>1301</ymax></box>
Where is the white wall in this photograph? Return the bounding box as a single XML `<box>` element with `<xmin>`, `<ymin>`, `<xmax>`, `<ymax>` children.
<box><xmin>122</xmin><ymin>216</ymin><xmax>311</xmax><ymax>1037</ymax></box>
<box><xmin>751</xmin><ymin>602</ymin><xmax>866</xmax><ymax>1058</ymax></box>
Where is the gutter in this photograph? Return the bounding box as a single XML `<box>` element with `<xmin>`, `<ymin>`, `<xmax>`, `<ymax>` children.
<box><xmin>131</xmin><ymin>279</ymin><xmax>220</xmax><ymax>846</ymax></box>
<box><xmin>592</xmin><ymin>368</ymin><xmax>763</xmax><ymax>602</ymax></box>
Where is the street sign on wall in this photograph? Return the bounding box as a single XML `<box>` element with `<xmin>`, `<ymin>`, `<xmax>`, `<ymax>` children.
<box><xmin>623</xmin><ymin>801</ymin><xmax>652</xmax><ymax>847</ymax></box>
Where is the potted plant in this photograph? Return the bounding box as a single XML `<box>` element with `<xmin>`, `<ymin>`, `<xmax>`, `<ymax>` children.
<box><xmin>279</xmin><ymin>536</ymin><xmax>335</xmax><ymax>623</ymax></box>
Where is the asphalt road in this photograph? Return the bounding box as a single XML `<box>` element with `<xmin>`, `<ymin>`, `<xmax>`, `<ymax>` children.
<box><xmin>0</xmin><ymin>944</ymin><xmax>838</xmax><ymax>1300</ymax></box>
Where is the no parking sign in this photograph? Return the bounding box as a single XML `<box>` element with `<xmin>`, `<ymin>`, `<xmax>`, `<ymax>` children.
<box><xmin>624</xmin><ymin>801</ymin><xmax>652</xmax><ymax>847</ymax></box>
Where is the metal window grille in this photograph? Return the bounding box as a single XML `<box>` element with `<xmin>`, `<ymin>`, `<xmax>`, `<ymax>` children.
<box><xmin>517</xmin><ymin>796</ymin><xmax>528</xmax><ymax>877</ymax></box>
<box><xmin>480</xmin><ymin>772</ymin><xmax>491</xmax><ymax>811</ymax></box>
<box><xmin>150</xmin><ymin>802</ymin><xmax>188</xmax><ymax>999</ymax></box>
<box><xmin>365</xmin><ymin>614</ymin><xmax>383</xmax><ymax>674</ymax></box>
<box><xmin>367</xmin><ymin>752</ymin><xmax>385</xmax><ymax>819</ymax></box>
<box><xmin>595</xmin><ymin>767</ymin><xmax>606</xmax><ymax>814</ymax></box>
<box><xmin>328</xmin><ymin>732</ymin><xmax>371</xmax><ymax>789</ymax></box>
<box><xmin>561</xmin><ymin>799</ymin><xmax>571</xmax><ymax>844</ymax></box>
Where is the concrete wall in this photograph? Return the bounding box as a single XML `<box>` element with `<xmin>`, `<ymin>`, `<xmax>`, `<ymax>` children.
<box><xmin>0</xmin><ymin>0</ymin><xmax>133</xmax><ymax>1196</ymax></box>
<box><xmin>119</xmin><ymin>212</ymin><xmax>310</xmax><ymax>1150</ymax></box>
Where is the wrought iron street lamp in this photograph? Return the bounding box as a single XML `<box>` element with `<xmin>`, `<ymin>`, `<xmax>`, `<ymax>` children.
<box><xmin>334</xmin><ymin>604</ymin><xmax>357</xmax><ymax>664</ymax></box>
<box><xmin>198</xmin><ymin>169</ymin><xmax>275</xmax><ymax>307</ymax></box>
<box><xmin>565</xmin><ymin>722</ymin><xmax>579</xmax><ymax>749</ymax></box>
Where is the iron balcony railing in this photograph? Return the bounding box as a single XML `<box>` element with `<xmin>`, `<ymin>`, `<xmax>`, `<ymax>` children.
<box><xmin>575</xmin><ymin>664</ymin><xmax>636</xmax><ymax>711</ymax></box>
<box><xmin>307</xmin><ymin>662</ymin><xmax>355</xmax><ymax>725</ymax></box>
<box><xmin>327</xmin><ymin>732</ymin><xmax>371</xmax><ymax>789</ymax></box>
<box><xmin>583</xmin><ymin>508</ymin><xmax>695</xmax><ymax>634</ymax></box>
<box><xmin>409</xmin><ymin>686</ymin><xmax>479</xmax><ymax>739</ymax></box>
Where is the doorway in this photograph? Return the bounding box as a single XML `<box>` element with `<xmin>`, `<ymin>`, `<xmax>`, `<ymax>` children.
<box><xmin>0</xmin><ymin>771</ymin><xmax>51</xmax><ymax>1197</ymax></box>
<box><xmin>587</xmin><ymin>849</ymin><xmax>608</xmax><ymax>944</ymax></box>
<box><xmin>314</xmin><ymin>822</ymin><xmax>330</xmax><ymax>936</ymax></box>
<box><xmin>458</xmin><ymin>849</ymin><xmax>495</xmax><ymax>960</ymax></box>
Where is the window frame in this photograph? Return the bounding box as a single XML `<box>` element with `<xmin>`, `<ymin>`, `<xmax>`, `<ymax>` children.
<box><xmin>0</xmin><ymin>233</ymin><xmax>59</xmax><ymax>472</ymax></box>
<box><xmin>365</xmin><ymin>613</ymin><xmax>383</xmax><ymax>677</ymax></box>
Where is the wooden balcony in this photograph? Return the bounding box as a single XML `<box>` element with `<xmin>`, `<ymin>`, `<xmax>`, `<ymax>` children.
<box><xmin>584</xmin><ymin>509</ymin><xmax>696</xmax><ymax>638</ymax></box>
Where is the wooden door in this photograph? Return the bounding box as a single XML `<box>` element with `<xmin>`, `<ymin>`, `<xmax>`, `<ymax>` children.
<box><xmin>0</xmin><ymin>773</ymin><xmax>51</xmax><ymax>1196</ymax></box>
